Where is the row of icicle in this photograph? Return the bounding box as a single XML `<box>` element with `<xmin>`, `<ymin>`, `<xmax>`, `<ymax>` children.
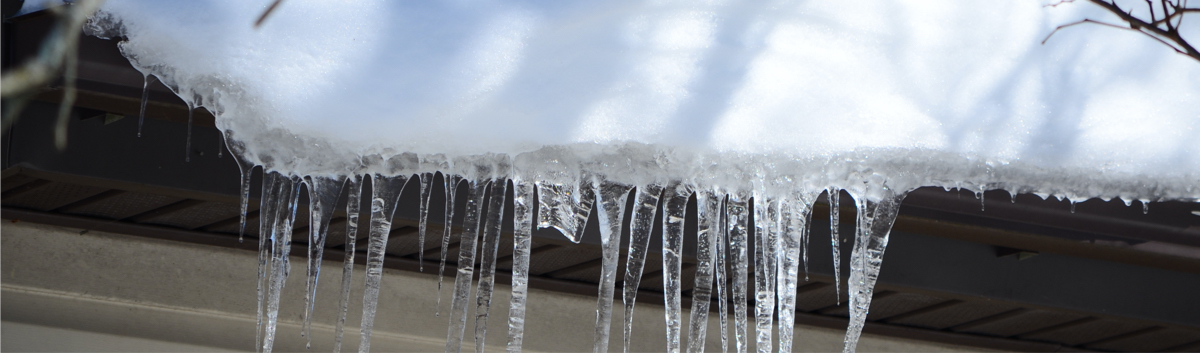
<box><xmin>234</xmin><ymin>158</ymin><xmax>907</xmax><ymax>353</ymax></box>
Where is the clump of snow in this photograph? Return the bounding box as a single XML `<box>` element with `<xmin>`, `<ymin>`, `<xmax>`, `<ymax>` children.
<box><xmin>87</xmin><ymin>0</ymin><xmax>1198</xmax><ymax>202</ymax></box>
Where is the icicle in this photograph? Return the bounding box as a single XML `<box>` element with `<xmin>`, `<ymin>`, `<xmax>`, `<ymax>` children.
<box><xmin>262</xmin><ymin>175</ymin><xmax>302</xmax><ymax>353</ymax></box>
<box><xmin>301</xmin><ymin>175</ymin><xmax>346</xmax><ymax>349</ymax></box>
<box><xmin>714</xmin><ymin>194</ymin><xmax>730</xmax><ymax>353</ymax></box>
<box><xmin>593</xmin><ymin>178</ymin><xmax>631</xmax><ymax>353</ymax></box>
<box><xmin>226</xmin><ymin>132</ymin><xmax>255</xmax><ymax>243</ymax></box>
<box><xmin>1143</xmin><ymin>200</ymin><xmax>1150</xmax><ymax>214</ymax></box>
<box><xmin>842</xmin><ymin>189</ymin><xmax>907</xmax><ymax>353</ymax></box>
<box><xmin>475</xmin><ymin>159</ymin><xmax>512</xmax><ymax>352</ymax></box>
<box><xmin>980</xmin><ymin>191</ymin><xmax>986</xmax><ymax>211</ymax></box>
<box><xmin>662</xmin><ymin>182</ymin><xmax>692</xmax><ymax>353</ymax></box>
<box><xmin>622</xmin><ymin>184</ymin><xmax>663</xmax><ymax>353</ymax></box>
<box><xmin>217</xmin><ymin>132</ymin><xmax>224</xmax><ymax>158</ymax></box>
<box><xmin>438</xmin><ymin>174</ymin><xmax>464</xmax><ymax>316</ymax></box>
<box><xmin>1070</xmin><ymin>200</ymin><xmax>1076</xmax><ymax>213</ymax></box>
<box><xmin>573</xmin><ymin>177</ymin><xmax>597</xmax><ymax>242</ymax></box>
<box><xmin>506</xmin><ymin>179</ymin><xmax>535</xmax><ymax>353</ymax></box>
<box><xmin>137</xmin><ymin>75</ymin><xmax>150</xmax><ymax>137</ymax></box>
<box><xmin>418</xmin><ymin>172</ymin><xmax>435</xmax><ymax>272</ymax></box>
<box><xmin>537</xmin><ymin>182</ymin><xmax>575</xmax><ymax>241</ymax></box>
<box><xmin>333</xmin><ymin>175</ymin><xmax>363</xmax><ymax>353</ymax></box>
<box><xmin>777</xmin><ymin>197</ymin><xmax>812</xmax><ymax>353</ymax></box>
<box><xmin>445</xmin><ymin>178</ymin><xmax>490</xmax><ymax>353</ymax></box>
<box><xmin>184</xmin><ymin>105</ymin><xmax>194</xmax><ymax>162</ymax></box>
<box><xmin>686</xmin><ymin>189</ymin><xmax>720</xmax><ymax>353</ymax></box>
<box><xmin>535</xmin><ymin>175</ymin><xmax>594</xmax><ymax>244</ymax></box>
<box><xmin>828</xmin><ymin>187</ymin><xmax>842</xmax><ymax>304</ymax></box>
<box><xmin>801</xmin><ymin>195</ymin><xmax>812</xmax><ymax>282</ymax></box>
<box><xmin>726</xmin><ymin>192</ymin><xmax>751</xmax><ymax>353</ymax></box>
<box><xmin>752</xmin><ymin>197</ymin><xmax>776</xmax><ymax>353</ymax></box>
<box><xmin>358</xmin><ymin>173</ymin><xmax>410</xmax><ymax>353</ymax></box>
<box><xmin>255</xmin><ymin>172</ymin><xmax>281</xmax><ymax>353</ymax></box>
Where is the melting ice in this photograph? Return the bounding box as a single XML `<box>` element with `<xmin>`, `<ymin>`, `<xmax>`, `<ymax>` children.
<box><xmin>84</xmin><ymin>0</ymin><xmax>1198</xmax><ymax>352</ymax></box>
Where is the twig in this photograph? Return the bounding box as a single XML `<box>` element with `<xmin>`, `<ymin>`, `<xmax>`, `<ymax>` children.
<box><xmin>1085</xmin><ymin>0</ymin><xmax>1200</xmax><ymax>62</ymax></box>
<box><xmin>1045</xmin><ymin>0</ymin><xmax>1079</xmax><ymax>8</ymax></box>
<box><xmin>255</xmin><ymin>0</ymin><xmax>285</xmax><ymax>28</ymax></box>
<box><xmin>1043</xmin><ymin>0</ymin><xmax>1200</xmax><ymax>63</ymax></box>
<box><xmin>1042</xmin><ymin>19</ymin><xmax>1133</xmax><ymax>44</ymax></box>
<box><xmin>0</xmin><ymin>0</ymin><xmax>104</xmax><ymax>97</ymax></box>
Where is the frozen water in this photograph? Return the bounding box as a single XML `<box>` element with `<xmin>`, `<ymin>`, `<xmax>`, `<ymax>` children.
<box><xmin>505</xmin><ymin>179</ymin><xmax>535</xmax><ymax>352</ymax></box>
<box><xmin>663</xmin><ymin>183</ymin><xmax>692</xmax><ymax>353</ymax></box>
<box><xmin>842</xmin><ymin>188</ymin><xmax>906</xmax><ymax>353</ymax></box>
<box><xmin>829</xmin><ymin>188</ymin><xmax>843</xmax><ymax>304</ymax></box>
<box><xmin>593</xmin><ymin>180</ymin><xmax>632</xmax><ymax>353</ymax></box>
<box><xmin>333</xmin><ymin>175</ymin><xmax>363</xmax><ymax>353</ymax></box>
<box><xmin>727</xmin><ymin>194</ymin><xmax>751</xmax><ymax>353</ymax></box>
<box><xmin>752</xmin><ymin>197</ymin><xmax>775</xmax><ymax>353</ymax></box>
<box><xmin>686</xmin><ymin>189</ymin><xmax>720</xmax><ymax>353</ymax></box>
<box><xmin>358</xmin><ymin>173</ymin><xmax>409</xmax><ymax>353</ymax></box>
<box><xmin>301</xmin><ymin>175</ymin><xmax>345</xmax><ymax>348</ymax></box>
<box><xmin>445</xmin><ymin>175</ymin><xmax>489</xmax><ymax>353</ymax></box>
<box><xmin>622</xmin><ymin>184</ymin><xmax>663</xmax><ymax>353</ymax></box>
<box><xmin>713</xmin><ymin>193</ymin><xmax>731</xmax><ymax>353</ymax></box>
<box><xmin>474</xmin><ymin>162</ymin><xmax>512</xmax><ymax>352</ymax></box>
<box><xmin>83</xmin><ymin>0</ymin><xmax>1200</xmax><ymax>352</ymax></box>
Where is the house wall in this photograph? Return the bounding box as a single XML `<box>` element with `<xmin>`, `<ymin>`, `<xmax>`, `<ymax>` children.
<box><xmin>1</xmin><ymin>221</ymin><xmax>983</xmax><ymax>352</ymax></box>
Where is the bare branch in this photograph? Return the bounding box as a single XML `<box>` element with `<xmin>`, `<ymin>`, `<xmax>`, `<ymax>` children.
<box><xmin>1085</xmin><ymin>0</ymin><xmax>1200</xmax><ymax>62</ymax></box>
<box><xmin>1045</xmin><ymin>0</ymin><xmax>1079</xmax><ymax>8</ymax></box>
<box><xmin>255</xmin><ymin>0</ymin><xmax>285</xmax><ymax>28</ymax></box>
<box><xmin>0</xmin><ymin>0</ymin><xmax>105</xmax><ymax>97</ymax></box>
<box><xmin>1042</xmin><ymin>19</ymin><xmax>1135</xmax><ymax>44</ymax></box>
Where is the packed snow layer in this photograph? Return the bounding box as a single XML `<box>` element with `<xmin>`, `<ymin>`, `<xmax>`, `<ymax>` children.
<box><xmin>87</xmin><ymin>0</ymin><xmax>1199</xmax><ymax>200</ymax></box>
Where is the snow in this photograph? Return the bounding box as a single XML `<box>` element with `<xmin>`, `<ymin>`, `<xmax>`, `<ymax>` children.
<box><xmin>86</xmin><ymin>0</ymin><xmax>1198</xmax><ymax>202</ymax></box>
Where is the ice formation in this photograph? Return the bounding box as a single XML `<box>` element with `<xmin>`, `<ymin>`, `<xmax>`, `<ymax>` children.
<box><xmin>80</xmin><ymin>0</ymin><xmax>1198</xmax><ymax>352</ymax></box>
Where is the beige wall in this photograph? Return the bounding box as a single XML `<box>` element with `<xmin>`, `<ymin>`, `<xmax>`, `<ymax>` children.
<box><xmin>1</xmin><ymin>221</ymin><xmax>980</xmax><ymax>352</ymax></box>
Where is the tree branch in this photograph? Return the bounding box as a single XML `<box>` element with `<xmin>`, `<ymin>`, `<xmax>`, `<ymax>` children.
<box><xmin>1084</xmin><ymin>0</ymin><xmax>1200</xmax><ymax>62</ymax></box>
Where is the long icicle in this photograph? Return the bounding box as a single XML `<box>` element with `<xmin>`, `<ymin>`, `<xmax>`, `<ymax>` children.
<box><xmin>137</xmin><ymin>75</ymin><xmax>150</xmax><ymax>137</ymax></box>
<box><xmin>333</xmin><ymin>175</ymin><xmax>363</xmax><ymax>353</ymax></box>
<box><xmin>842</xmin><ymin>189</ymin><xmax>907</xmax><ymax>353</ymax></box>
<box><xmin>357</xmin><ymin>174</ymin><xmax>410</xmax><ymax>353</ymax></box>
<box><xmin>418</xmin><ymin>172</ymin><xmax>435</xmax><ymax>272</ymax></box>
<box><xmin>752</xmin><ymin>197</ymin><xmax>776</xmax><ymax>353</ymax></box>
<box><xmin>184</xmin><ymin>104</ymin><xmax>194</xmax><ymax>162</ymax></box>
<box><xmin>262</xmin><ymin>175</ymin><xmax>302</xmax><ymax>353</ymax></box>
<box><xmin>505</xmin><ymin>179</ymin><xmax>536</xmax><ymax>353</ymax></box>
<box><xmin>475</xmin><ymin>163</ymin><xmax>512</xmax><ymax>352</ymax></box>
<box><xmin>302</xmin><ymin>175</ymin><xmax>346</xmax><ymax>349</ymax></box>
<box><xmin>828</xmin><ymin>187</ymin><xmax>842</xmax><ymax>304</ymax></box>
<box><xmin>726</xmin><ymin>192</ymin><xmax>751</xmax><ymax>353</ymax></box>
<box><xmin>714</xmin><ymin>193</ymin><xmax>730</xmax><ymax>353</ymax></box>
<box><xmin>801</xmin><ymin>194</ymin><xmax>812</xmax><ymax>281</ymax></box>
<box><xmin>255</xmin><ymin>172</ymin><xmax>281</xmax><ymax>353</ymax></box>
<box><xmin>686</xmin><ymin>189</ymin><xmax>720</xmax><ymax>353</ymax></box>
<box><xmin>663</xmin><ymin>182</ymin><xmax>692</xmax><ymax>353</ymax></box>
<box><xmin>622</xmin><ymin>184</ymin><xmax>664</xmax><ymax>353</ymax></box>
<box><xmin>438</xmin><ymin>174</ymin><xmax>463</xmax><ymax>316</ymax></box>
<box><xmin>224</xmin><ymin>130</ymin><xmax>254</xmax><ymax>243</ymax></box>
<box><xmin>446</xmin><ymin>178</ymin><xmax>491</xmax><ymax>353</ymax></box>
<box><xmin>593</xmin><ymin>178</ymin><xmax>631</xmax><ymax>353</ymax></box>
<box><xmin>777</xmin><ymin>197</ymin><xmax>812</xmax><ymax>352</ymax></box>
